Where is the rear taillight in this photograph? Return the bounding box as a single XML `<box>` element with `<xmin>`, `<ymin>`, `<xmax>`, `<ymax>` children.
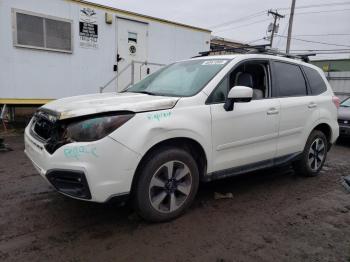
<box><xmin>332</xmin><ymin>96</ymin><xmax>340</xmax><ymax>109</ymax></box>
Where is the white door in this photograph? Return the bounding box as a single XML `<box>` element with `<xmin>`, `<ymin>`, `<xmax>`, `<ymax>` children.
<box><xmin>209</xmin><ymin>62</ymin><xmax>280</xmax><ymax>172</ymax></box>
<box><xmin>271</xmin><ymin>61</ymin><xmax>320</xmax><ymax>157</ymax></box>
<box><xmin>211</xmin><ymin>99</ymin><xmax>280</xmax><ymax>172</ymax></box>
<box><xmin>116</xmin><ymin>18</ymin><xmax>148</xmax><ymax>91</ymax></box>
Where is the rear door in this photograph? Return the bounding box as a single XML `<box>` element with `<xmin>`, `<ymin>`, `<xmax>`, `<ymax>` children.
<box><xmin>271</xmin><ymin>61</ymin><xmax>320</xmax><ymax>157</ymax></box>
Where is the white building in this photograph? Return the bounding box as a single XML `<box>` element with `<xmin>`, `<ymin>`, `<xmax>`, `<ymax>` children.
<box><xmin>0</xmin><ymin>0</ymin><xmax>211</xmax><ymax>106</ymax></box>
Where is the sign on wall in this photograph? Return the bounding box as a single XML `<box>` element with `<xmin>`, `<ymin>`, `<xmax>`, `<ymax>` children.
<box><xmin>79</xmin><ymin>7</ymin><xmax>98</xmax><ymax>49</ymax></box>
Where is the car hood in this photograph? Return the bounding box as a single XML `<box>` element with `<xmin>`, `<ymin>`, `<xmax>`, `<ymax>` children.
<box><xmin>41</xmin><ymin>92</ymin><xmax>179</xmax><ymax>120</ymax></box>
<box><xmin>338</xmin><ymin>106</ymin><xmax>350</xmax><ymax>120</ymax></box>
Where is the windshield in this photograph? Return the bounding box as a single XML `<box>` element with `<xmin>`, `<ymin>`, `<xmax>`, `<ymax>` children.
<box><xmin>341</xmin><ymin>97</ymin><xmax>350</xmax><ymax>107</ymax></box>
<box><xmin>126</xmin><ymin>59</ymin><xmax>230</xmax><ymax>97</ymax></box>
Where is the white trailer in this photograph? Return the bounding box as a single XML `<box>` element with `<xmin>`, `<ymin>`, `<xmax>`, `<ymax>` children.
<box><xmin>0</xmin><ymin>0</ymin><xmax>211</xmax><ymax>105</ymax></box>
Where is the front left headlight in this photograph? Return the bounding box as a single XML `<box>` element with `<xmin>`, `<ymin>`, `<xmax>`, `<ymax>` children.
<box><xmin>45</xmin><ymin>113</ymin><xmax>134</xmax><ymax>153</ymax></box>
<box><xmin>65</xmin><ymin>113</ymin><xmax>134</xmax><ymax>142</ymax></box>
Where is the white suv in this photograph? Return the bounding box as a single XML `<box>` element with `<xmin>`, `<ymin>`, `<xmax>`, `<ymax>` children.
<box><xmin>25</xmin><ymin>54</ymin><xmax>339</xmax><ymax>222</ymax></box>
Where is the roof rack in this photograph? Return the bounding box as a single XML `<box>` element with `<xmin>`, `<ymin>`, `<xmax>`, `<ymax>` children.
<box><xmin>196</xmin><ymin>44</ymin><xmax>270</xmax><ymax>57</ymax></box>
<box><xmin>257</xmin><ymin>49</ymin><xmax>316</xmax><ymax>62</ymax></box>
<box><xmin>196</xmin><ymin>44</ymin><xmax>316</xmax><ymax>63</ymax></box>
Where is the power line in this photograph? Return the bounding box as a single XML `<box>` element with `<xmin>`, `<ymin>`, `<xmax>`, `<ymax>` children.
<box><xmin>291</xmin><ymin>49</ymin><xmax>350</xmax><ymax>51</ymax></box>
<box><xmin>214</xmin><ymin>18</ymin><xmax>271</xmax><ymax>33</ymax></box>
<box><xmin>213</xmin><ymin>8</ymin><xmax>350</xmax><ymax>34</ymax></box>
<box><xmin>290</xmin><ymin>33</ymin><xmax>350</xmax><ymax>37</ymax></box>
<box><xmin>277</xmin><ymin>1</ymin><xmax>350</xmax><ymax>11</ymax></box>
<box><xmin>247</xmin><ymin>37</ymin><xmax>268</xmax><ymax>44</ymax></box>
<box><xmin>287</xmin><ymin>8</ymin><xmax>350</xmax><ymax>16</ymax></box>
<box><xmin>210</xmin><ymin>5</ymin><xmax>350</xmax><ymax>32</ymax></box>
<box><xmin>275</xmin><ymin>23</ymin><xmax>289</xmax><ymax>48</ymax></box>
<box><xmin>209</xmin><ymin>10</ymin><xmax>266</xmax><ymax>29</ymax></box>
<box><xmin>293</xmin><ymin>51</ymin><xmax>350</xmax><ymax>54</ymax></box>
<box><xmin>276</xmin><ymin>35</ymin><xmax>350</xmax><ymax>47</ymax></box>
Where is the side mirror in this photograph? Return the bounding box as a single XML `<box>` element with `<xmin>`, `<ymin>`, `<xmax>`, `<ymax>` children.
<box><xmin>224</xmin><ymin>86</ymin><xmax>253</xmax><ymax>111</ymax></box>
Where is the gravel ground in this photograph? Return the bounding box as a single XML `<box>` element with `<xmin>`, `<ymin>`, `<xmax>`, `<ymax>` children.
<box><xmin>0</xmin><ymin>135</ymin><xmax>350</xmax><ymax>262</ymax></box>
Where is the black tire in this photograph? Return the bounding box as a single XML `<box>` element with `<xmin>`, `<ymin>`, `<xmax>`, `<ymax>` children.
<box><xmin>293</xmin><ymin>130</ymin><xmax>328</xmax><ymax>177</ymax></box>
<box><xmin>134</xmin><ymin>147</ymin><xmax>199</xmax><ymax>222</ymax></box>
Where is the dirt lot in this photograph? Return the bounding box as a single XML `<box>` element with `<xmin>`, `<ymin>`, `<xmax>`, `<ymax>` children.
<box><xmin>0</xmin><ymin>135</ymin><xmax>350</xmax><ymax>262</ymax></box>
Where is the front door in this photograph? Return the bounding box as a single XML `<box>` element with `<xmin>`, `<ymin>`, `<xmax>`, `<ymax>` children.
<box><xmin>209</xmin><ymin>60</ymin><xmax>280</xmax><ymax>172</ymax></box>
<box><xmin>211</xmin><ymin>99</ymin><xmax>280</xmax><ymax>172</ymax></box>
<box><xmin>116</xmin><ymin>17</ymin><xmax>148</xmax><ymax>91</ymax></box>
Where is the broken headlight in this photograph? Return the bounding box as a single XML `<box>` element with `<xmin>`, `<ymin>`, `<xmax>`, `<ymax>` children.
<box><xmin>45</xmin><ymin>113</ymin><xmax>134</xmax><ymax>153</ymax></box>
<box><xmin>65</xmin><ymin>113</ymin><xmax>134</xmax><ymax>142</ymax></box>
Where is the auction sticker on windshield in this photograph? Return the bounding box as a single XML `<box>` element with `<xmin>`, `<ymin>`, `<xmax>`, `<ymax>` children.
<box><xmin>202</xmin><ymin>60</ymin><xmax>228</xmax><ymax>65</ymax></box>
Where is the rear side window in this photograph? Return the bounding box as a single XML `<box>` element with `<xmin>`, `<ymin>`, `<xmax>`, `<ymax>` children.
<box><xmin>302</xmin><ymin>66</ymin><xmax>327</xmax><ymax>95</ymax></box>
<box><xmin>273</xmin><ymin>61</ymin><xmax>307</xmax><ymax>97</ymax></box>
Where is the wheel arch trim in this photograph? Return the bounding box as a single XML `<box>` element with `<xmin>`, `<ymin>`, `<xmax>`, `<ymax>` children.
<box><xmin>130</xmin><ymin>136</ymin><xmax>208</xmax><ymax>195</ymax></box>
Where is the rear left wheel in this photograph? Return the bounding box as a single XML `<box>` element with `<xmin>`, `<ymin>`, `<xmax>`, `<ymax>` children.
<box><xmin>293</xmin><ymin>130</ymin><xmax>328</xmax><ymax>177</ymax></box>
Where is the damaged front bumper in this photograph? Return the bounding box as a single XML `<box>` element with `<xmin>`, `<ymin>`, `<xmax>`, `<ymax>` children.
<box><xmin>24</xmin><ymin>126</ymin><xmax>141</xmax><ymax>202</ymax></box>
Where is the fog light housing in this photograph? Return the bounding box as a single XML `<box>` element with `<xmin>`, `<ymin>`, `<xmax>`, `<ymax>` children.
<box><xmin>46</xmin><ymin>170</ymin><xmax>91</xmax><ymax>199</ymax></box>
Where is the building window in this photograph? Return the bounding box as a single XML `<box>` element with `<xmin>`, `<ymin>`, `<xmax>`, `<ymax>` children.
<box><xmin>13</xmin><ymin>9</ymin><xmax>73</xmax><ymax>53</ymax></box>
<box><xmin>128</xmin><ymin>32</ymin><xmax>137</xmax><ymax>43</ymax></box>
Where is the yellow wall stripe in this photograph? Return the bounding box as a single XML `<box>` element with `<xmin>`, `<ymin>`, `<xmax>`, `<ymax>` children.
<box><xmin>0</xmin><ymin>99</ymin><xmax>53</xmax><ymax>105</ymax></box>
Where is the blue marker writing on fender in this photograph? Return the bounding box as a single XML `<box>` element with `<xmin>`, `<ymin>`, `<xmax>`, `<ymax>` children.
<box><xmin>64</xmin><ymin>146</ymin><xmax>98</xmax><ymax>160</ymax></box>
<box><xmin>147</xmin><ymin>111</ymin><xmax>171</xmax><ymax>121</ymax></box>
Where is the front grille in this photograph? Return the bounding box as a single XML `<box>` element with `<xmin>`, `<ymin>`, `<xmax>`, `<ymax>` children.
<box><xmin>338</xmin><ymin>119</ymin><xmax>350</xmax><ymax>126</ymax></box>
<box><xmin>46</xmin><ymin>170</ymin><xmax>91</xmax><ymax>199</ymax></box>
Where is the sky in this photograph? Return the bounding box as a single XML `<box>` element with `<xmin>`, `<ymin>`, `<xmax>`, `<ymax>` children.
<box><xmin>92</xmin><ymin>0</ymin><xmax>350</xmax><ymax>60</ymax></box>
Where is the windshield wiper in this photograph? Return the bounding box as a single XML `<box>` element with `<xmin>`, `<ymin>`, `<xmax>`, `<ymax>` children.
<box><xmin>132</xmin><ymin>91</ymin><xmax>158</xmax><ymax>96</ymax></box>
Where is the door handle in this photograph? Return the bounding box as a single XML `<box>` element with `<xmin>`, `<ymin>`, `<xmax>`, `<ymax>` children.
<box><xmin>267</xmin><ymin>108</ymin><xmax>279</xmax><ymax>115</ymax></box>
<box><xmin>308</xmin><ymin>102</ymin><xmax>317</xmax><ymax>109</ymax></box>
<box><xmin>116</xmin><ymin>54</ymin><xmax>123</xmax><ymax>62</ymax></box>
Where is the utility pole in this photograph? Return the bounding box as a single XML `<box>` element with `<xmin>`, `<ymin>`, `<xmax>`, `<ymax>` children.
<box><xmin>286</xmin><ymin>0</ymin><xmax>296</xmax><ymax>54</ymax></box>
<box><xmin>268</xmin><ymin>10</ymin><xmax>285</xmax><ymax>48</ymax></box>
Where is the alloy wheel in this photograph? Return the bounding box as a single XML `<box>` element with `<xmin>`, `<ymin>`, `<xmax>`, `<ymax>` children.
<box><xmin>149</xmin><ymin>160</ymin><xmax>192</xmax><ymax>213</ymax></box>
<box><xmin>308</xmin><ymin>138</ymin><xmax>326</xmax><ymax>171</ymax></box>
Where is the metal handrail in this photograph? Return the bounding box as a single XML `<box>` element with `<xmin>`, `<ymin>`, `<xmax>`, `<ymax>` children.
<box><xmin>99</xmin><ymin>62</ymin><xmax>132</xmax><ymax>93</ymax></box>
<box><xmin>99</xmin><ymin>60</ymin><xmax>166</xmax><ymax>93</ymax></box>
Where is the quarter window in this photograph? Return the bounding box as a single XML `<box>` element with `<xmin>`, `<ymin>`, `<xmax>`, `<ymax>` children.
<box><xmin>273</xmin><ymin>62</ymin><xmax>307</xmax><ymax>97</ymax></box>
<box><xmin>207</xmin><ymin>77</ymin><xmax>228</xmax><ymax>103</ymax></box>
<box><xmin>302</xmin><ymin>66</ymin><xmax>327</xmax><ymax>95</ymax></box>
<box><xmin>13</xmin><ymin>9</ymin><xmax>73</xmax><ymax>53</ymax></box>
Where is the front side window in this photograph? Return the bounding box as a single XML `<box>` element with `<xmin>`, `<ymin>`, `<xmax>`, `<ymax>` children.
<box><xmin>273</xmin><ymin>61</ymin><xmax>307</xmax><ymax>97</ymax></box>
<box><xmin>126</xmin><ymin>59</ymin><xmax>230</xmax><ymax>97</ymax></box>
<box><xmin>302</xmin><ymin>66</ymin><xmax>327</xmax><ymax>95</ymax></box>
<box><xmin>207</xmin><ymin>60</ymin><xmax>269</xmax><ymax>103</ymax></box>
<box><xmin>13</xmin><ymin>10</ymin><xmax>72</xmax><ymax>53</ymax></box>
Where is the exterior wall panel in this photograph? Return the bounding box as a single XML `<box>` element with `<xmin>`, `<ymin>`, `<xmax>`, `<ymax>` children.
<box><xmin>0</xmin><ymin>0</ymin><xmax>210</xmax><ymax>103</ymax></box>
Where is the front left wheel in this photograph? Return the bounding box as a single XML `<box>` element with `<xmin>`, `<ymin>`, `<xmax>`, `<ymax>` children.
<box><xmin>134</xmin><ymin>147</ymin><xmax>199</xmax><ymax>222</ymax></box>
